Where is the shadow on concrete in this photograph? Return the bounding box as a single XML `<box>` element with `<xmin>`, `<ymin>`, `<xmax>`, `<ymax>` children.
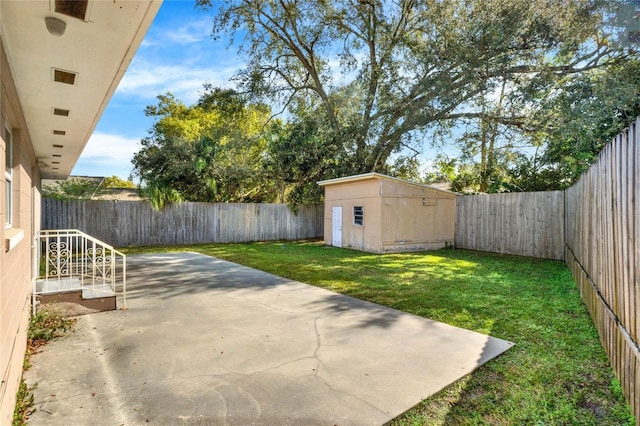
<box><xmin>24</xmin><ymin>252</ymin><xmax>514</xmax><ymax>426</ymax></box>
<box><xmin>126</xmin><ymin>252</ymin><xmax>408</xmax><ymax>330</ymax></box>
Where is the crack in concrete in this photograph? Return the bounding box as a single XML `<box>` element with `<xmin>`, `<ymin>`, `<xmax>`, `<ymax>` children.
<box><xmin>217</xmin><ymin>313</ymin><xmax>391</xmax><ymax>420</ymax></box>
<box><xmin>311</xmin><ymin>315</ymin><xmax>391</xmax><ymax>420</ymax></box>
<box><xmin>175</xmin><ymin>374</ymin><xmax>263</xmax><ymax>421</ymax></box>
<box><xmin>222</xmin><ymin>292</ymin><xmax>311</xmax><ymax>317</ymax></box>
<box><xmin>312</xmin><ymin>316</ymin><xmax>322</xmax><ymax>377</ymax></box>
<box><xmin>26</xmin><ymin>253</ymin><xmax>514</xmax><ymax>425</ymax></box>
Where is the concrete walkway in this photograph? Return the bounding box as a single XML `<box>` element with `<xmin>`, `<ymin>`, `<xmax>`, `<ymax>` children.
<box><xmin>25</xmin><ymin>252</ymin><xmax>513</xmax><ymax>425</ymax></box>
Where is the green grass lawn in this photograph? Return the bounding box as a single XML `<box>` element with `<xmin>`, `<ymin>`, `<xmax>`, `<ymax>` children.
<box><xmin>121</xmin><ymin>241</ymin><xmax>634</xmax><ymax>425</ymax></box>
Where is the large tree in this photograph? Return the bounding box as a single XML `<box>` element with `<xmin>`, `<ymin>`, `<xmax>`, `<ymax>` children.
<box><xmin>263</xmin><ymin>108</ymin><xmax>352</xmax><ymax>204</ymax></box>
<box><xmin>132</xmin><ymin>87</ymin><xmax>278</xmax><ymax>207</ymax></box>
<box><xmin>197</xmin><ymin>0</ymin><xmax>632</xmax><ymax>175</ymax></box>
<box><xmin>263</xmin><ymin>101</ymin><xmax>424</xmax><ymax>204</ymax></box>
<box><xmin>425</xmin><ymin>56</ymin><xmax>640</xmax><ymax>193</ymax></box>
<box><xmin>525</xmin><ymin>59</ymin><xmax>640</xmax><ymax>188</ymax></box>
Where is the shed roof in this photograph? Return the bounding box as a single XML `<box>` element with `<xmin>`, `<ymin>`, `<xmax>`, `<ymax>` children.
<box><xmin>317</xmin><ymin>172</ymin><xmax>457</xmax><ymax>195</ymax></box>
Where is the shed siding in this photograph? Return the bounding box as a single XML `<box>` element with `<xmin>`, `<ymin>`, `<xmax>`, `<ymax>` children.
<box><xmin>323</xmin><ymin>179</ymin><xmax>382</xmax><ymax>252</ymax></box>
<box><xmin>321</xmin><ymin>174</ymin><xmax>456</xmax><ymax>254</ymax></box>
<box><xmin>381</xmin><ymin>184</ymin><xmax>455</xmax><ymax>253</ymax></box>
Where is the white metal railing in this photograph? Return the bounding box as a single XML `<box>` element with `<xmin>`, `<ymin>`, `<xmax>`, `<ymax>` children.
<box><xmin>34</xmin><ymin>229</ymin><xmax>126</xmax><ymax>311</ymax></box>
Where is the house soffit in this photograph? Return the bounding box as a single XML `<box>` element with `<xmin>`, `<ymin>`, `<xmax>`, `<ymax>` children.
<box><xmin>0</xmin><ymin>0</ymin><xmax>162</xmax><ymax>179</ymax></box>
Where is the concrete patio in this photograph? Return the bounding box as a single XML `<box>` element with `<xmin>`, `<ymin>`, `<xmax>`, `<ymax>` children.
<box><xmin>24</xmin><ymin>252</ymin><xmax>513</xmax><ymax>425</ymax></box>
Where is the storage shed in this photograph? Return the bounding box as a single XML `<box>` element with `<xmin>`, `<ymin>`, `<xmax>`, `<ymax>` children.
<box><xmin>317</xmin><ymin>173</ymin><xmax>456</xmax><ymax>253</ymax></box>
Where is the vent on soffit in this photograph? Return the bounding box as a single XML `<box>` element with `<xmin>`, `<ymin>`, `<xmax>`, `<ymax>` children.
<box><xmin>53</xmin><ymin>108</ymin><xmax>70</xmax><ymax>117</ymax></box>
<box><xmin>53</xmin><ymin>69</ymin><xmax>77</xmax><ymax>85</ymax></box>
<box><xmin>53</xmin><ymin>130</ymin><xmax>66</xmax><ymax>136</ymax></box>
<box><xmin>55</xmin><ymin>0</ymin><xmax>89</xmax><ymax>21</ymax></box>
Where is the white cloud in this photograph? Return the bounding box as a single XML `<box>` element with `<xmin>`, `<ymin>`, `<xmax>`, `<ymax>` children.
<box><xmin>74</xmin><ymin>132</ymin><xmax>142</xmax><ymax>179</ymax></box>
<box><xmin>114</xmin><ymin>8</ymin><xmax>246</xmax><ymax>105</ymax></box>
<box><xmin>142</xmin><ymin>16</ymin><xmax>213</xmax><ymax>47</ymax></box>
<box><xmin>82</xmin><ymin>132</ymin><xmax>141</xmax><ymax>162</ymax></box>
<box><xmin>166</xmin><ymin>19</ymin><xmax>213</xmax><ymax>45</ymax></box>
<box><xmin>74</xmin><ymin>5</ymin><xmax>239</xmax><ymax>179</ymax></box>
<box><xmin>115</xmin><ymin>55</ymin><xmax>243</xmax><ymax>104</ymax></box>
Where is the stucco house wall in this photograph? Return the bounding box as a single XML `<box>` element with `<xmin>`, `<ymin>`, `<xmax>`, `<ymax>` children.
<box><xmin>0</xmin><ymin>1</ymin><xmax>161</xmax><ymax>420</ymax></box>
<box><xmin>319</xmin><ymin>173</ymin><xmax>456</xmax><ymax>254</ymax></box>
<box><xmin>0</xmin><ymin>39</ymin><xmax>40</xmax><ymax>424</ymax></box>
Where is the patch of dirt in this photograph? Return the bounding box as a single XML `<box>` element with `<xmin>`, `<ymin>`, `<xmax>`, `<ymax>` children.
<box><xmin>37</xmin><ymin>302</ymin><xmax>100</xmax><ymax>317</ymax></box>
<box><xmin>580</xmin><ymin>399</ymin><xmax>606</xmax><ymax>421</ymax></box>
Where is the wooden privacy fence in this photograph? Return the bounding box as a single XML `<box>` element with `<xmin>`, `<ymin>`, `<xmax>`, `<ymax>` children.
<box><xmin>455</xmin><ymin>191</ymin><xmax>565</xmax><ymax>260</ymax></box>
<box><xmin>455</xmin><ymin>118</ymin><xmax>640</xmax><ymax>422</ymax></box>
<box><xmin>42</xmin><ymin>200</ymin><xmax>324</xmax><ymax>247</ymax></box>
<box><xmin>564</xmin><ymin>118</ymin><xmax>639</xmax><ymax>422</ymax></box>
<box><xmin>42</xmin><ymin>120</ymin><xmax>639</xmax><ymax>418</ymax></box>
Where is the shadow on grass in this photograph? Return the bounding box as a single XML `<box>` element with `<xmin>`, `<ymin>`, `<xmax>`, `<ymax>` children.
<box><xmin>387</xmin><ymin>254</ymin><xmax>635</xmax><ymax>425</ymax></box>
<box><xmin>122</xmin><ymin>243</ymin><xmax>634</xmax><ymax>425</ymax></box>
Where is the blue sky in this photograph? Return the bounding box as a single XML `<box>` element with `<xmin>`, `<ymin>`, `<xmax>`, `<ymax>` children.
<box><xmin>69</xmin><ymin>2</ymin><xmax>637</xmax><ymax>182</ymax></box>
<box><xmin>71</xmin><ymin>0</ymin><xmax>453</xmax><ymax>181</ymax></box>
<box><xmin>72</xmin><ymin>1</ymin><xmax>242</xmax><ymax>179</ymax></box>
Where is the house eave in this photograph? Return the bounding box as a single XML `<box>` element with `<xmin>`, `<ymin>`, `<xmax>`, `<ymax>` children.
<box><xmin>0</xmin><ymin>0</ymin><xmax>162</xmax><ymax>179</ymax></box>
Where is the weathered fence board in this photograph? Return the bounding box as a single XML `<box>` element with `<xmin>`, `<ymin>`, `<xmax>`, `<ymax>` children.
<box><xmin>564</xmin><ymin>117</ymin><xmax>640</xmax><ymax>423</ymax></box>
<box><xmin>43</xmin><ymin>116</ymin><xmax>640</xmax><ymax>420</ymax></box>
<box><xmin>455</xmin><ymin>191</ymin><xmax>565</xmax><ymax>260</ymax></box>
<box><xmin>455</xmin><ymin>118</ymin><xmax>639</xmax><ymax>421</ymax></box>
<box><xmin>42</xmin><ymin>200</ymin><xmax>324</xmax><ymax>247</ymax></box>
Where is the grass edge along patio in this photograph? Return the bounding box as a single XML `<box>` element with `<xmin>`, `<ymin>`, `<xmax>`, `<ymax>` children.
<box><xmin>120</xmin><ymin>241</ymin><xmax>636</xmax><ymax>425</ymax></box>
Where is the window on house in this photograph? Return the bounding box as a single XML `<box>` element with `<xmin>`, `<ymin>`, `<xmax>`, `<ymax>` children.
<box><xmin>353</xmin><ymin>206</ymin><xmax>364</xmax><ymax>226</ymax></box>
<box><xmin>4</xmin><ymin>124</ymin><xmax>12</xmax><ymax>228</ymax></box>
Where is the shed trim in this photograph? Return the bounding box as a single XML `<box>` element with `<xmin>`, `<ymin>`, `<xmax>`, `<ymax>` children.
<box><xmin>317</xmin><ymin>172</ymin><xmax>457</xmax><ymax>196</ymax></box>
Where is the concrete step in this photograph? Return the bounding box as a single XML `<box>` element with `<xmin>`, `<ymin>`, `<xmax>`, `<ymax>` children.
<box><xmin>36</xmin><ymin>287</ymin><xmax>116</xmax><ymax>314</ymax></box>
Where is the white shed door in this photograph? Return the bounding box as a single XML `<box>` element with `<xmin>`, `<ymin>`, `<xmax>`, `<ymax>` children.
<box><xmin>331</xmin><ymin>206</ymin><xmax>342</xmax><ymax>247</ymax></box>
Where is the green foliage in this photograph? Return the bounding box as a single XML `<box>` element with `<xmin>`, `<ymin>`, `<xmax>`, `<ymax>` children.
<box><xmin>134</xmin><ymin>2</ymin><xmax>638</xmax><ymax>198</ymax></box>
<box><xmin>12</xmin><ymin>379</ymin><xmax>34</xmax><ymax>426</ymax></box>
<box><xmin>263</xmin><ymin>106</ymin><xmax>423</xmax><ymax>204</ymax></box>
<box><xmin>426</xmin><ymin>59</ymin><xmax>640</xmax><ymax>192</ymax></box>
<box><xmin>198</xmin><ymin>0</ymin><xmax>632</xmax><ymax>177</ymax></box>
<box><xmin>28</xmin><ymin>307</ymin><xmax>75</xmax><ymax>343</ymax></box>
<box><xmin>132</xmin><ymin>87</ymin><xmax>279</xmax><ymax>206</ymax></box>
<box><xmin>42</xmin><ymin>176</ymin><xmax>136</xmax><ymax>200</ymax></box>
<box><xmin>102</xmin><ymin>175</ymin><xmax>135</xmax><ymax>189</ymax></box>
<box><xmin>263</xmin><ymin>111</ymin><xmax>352</xmax><ymax>205</ymax></box>
<box><xmin>121</xmin><ymin>241</ymin><xmax>635</xmax><ymax>424</ymax></box>
<box><xmin>14</xmin><ymin>307</ymin><xmax>74</xmax><ymax>425</ymax></box>
<box><xmin>382</xmin><ymin>156</ymin><xmax>422</xmax><ymax>182</ymax></box>
<box><xmin>523</xmin><ymin>59</ymin><xmax>640</xmax><ymax>188</ymax></box>
<box><xmin>140</xmin><ymin>184</ymin><xmax>183</xmax><ymax>210</ymax></box>
<box><xmin>41</xmin><ymin>178</ymin><xmax>100</xmax><ymax>200</ymax></box>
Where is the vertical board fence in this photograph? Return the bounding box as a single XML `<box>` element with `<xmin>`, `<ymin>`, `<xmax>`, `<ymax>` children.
<box><xmin>564</xmin><ymin>118</ymin><xmax>639</xmax><ymax>422</ymax></box>
<box><xmin>42</xmin><ymin>120</ymin><xmax>640</xmax><ymax>418</ymax></box>
<box><xmin>456</xmin><ymin>118</ymin><xmax>639</xmax><ymax>421</ymax></box>
<box><xmin>455</xmin><ymin>119</ymin><xmax>640</xmax><ymax>425</ymax></box>
<box><xmin>42</xmin><ymin>200</ymin><xmax>324</xmax><ymax>247</ymax></box>
<box><xmin>455</xmin><ymin>191</ymin><xmax>565</xmax><ymax>260</ymax></box>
